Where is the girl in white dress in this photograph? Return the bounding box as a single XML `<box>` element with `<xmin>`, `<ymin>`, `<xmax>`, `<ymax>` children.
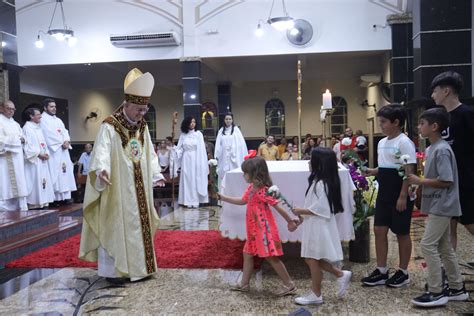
<box><xmin>292</xmin><ymin>147</ymin><xmax>352</xmax><ymax>305</ymax></box>
<box><xmin>175</xmin><ymin>117</ymin><xmax>209</xmax><ymax>208</ymax></box>
<box><xmin>157</xmin><ymin>140</ymin><xmax>170</xmax><ymax>173</ymax></box>
<box><xmin>214</xmin><ymin>113</ymin><xmax>247</xmax><ymax>191</ymax></box>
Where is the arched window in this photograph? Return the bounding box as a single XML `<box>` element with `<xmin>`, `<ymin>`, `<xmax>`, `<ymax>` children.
<box><xmin>201</xmin><ymin>101</ymin><xmax>218</xmax><ymax>139</ymax></box>
<box><xmin>144</xmin><ymin>104</ymin><xmax>157</xmax><ymax>140</ymax></box>
<box><xmin>331</xmin><ymin>96</ymin><xmax>348</xmax><ymax>135</ymax></box>
<box><xmin>265</xmin><ymin>98</ymin><xmax>285</xmax><ymax>138</ymax></box>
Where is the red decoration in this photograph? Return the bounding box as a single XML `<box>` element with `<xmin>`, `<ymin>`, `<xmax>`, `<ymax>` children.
<box><xmin>5</xmin><ymin>231</ymin><xmax>262</xmax><ymax>269</ymax></box>
<box><xmin>416</xmin><ymin>152</ymin><xmax>425</xmax><ymax>159</ymax></box>
<box><xmin>244</xmin><ymin>149</ymin><xmax>257</xmax><ymax>160</ymax></box>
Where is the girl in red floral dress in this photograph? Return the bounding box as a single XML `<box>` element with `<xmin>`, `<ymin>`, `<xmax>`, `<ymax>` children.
<box><xmin>218</xmin><ymin>156</ymin><xmax>298</xmax><ymax>296</ymax></box>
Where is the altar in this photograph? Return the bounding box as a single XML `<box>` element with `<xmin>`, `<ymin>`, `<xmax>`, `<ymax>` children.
<box><xmin>219</xmin><ymin>160</ymin><xmax>356</xmax><ymax>242</ymax></box>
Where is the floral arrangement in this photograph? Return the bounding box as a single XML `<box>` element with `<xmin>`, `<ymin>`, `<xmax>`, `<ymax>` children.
<box><xmin>266</xmin><ymin>185</ymin><xmax>293</xmax><ymax>209</ymax></box>
<box><xmin>208</xmin><ymin>159</ymin><xmax>219</xmax><ymax>198</ymax></box>
<box><xmin>341</xmin><ymin>144</ymin><xmax>367</xmax><ymax>172</ymax></box>
<box><xmin>342</xmin><ymin>143</ymin><xmax>377</xmax><ymax>230</ymax></box>
<box><xmin>349</xmin><ymin>164</ymin><xmax>378</xmax><ymax>230</ymax></box>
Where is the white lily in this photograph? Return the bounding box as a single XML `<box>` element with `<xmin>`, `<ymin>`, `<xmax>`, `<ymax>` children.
<box><xmin>400</xmin><ymin>154</ymin><xmax>410</xmax><ymax>164</ymax></box>
<box><xmin>268</xmin><ymin>185</ymin><xmax>279</xmax><ymax>194</ymax></box>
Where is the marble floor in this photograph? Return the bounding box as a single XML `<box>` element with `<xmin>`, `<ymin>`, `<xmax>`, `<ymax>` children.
<box><xmin>0</xmin><ymin>205</ymin><xmax>473</xmax><ymax>315</ymax></box>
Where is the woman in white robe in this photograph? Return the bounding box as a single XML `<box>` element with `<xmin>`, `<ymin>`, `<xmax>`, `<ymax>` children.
<box><xmin>175</xmin><ymin>117</ymin><xmax>209</xmax><ymax>208</ymax></box>
<box><xmin>22</xmin><ymin>108</ymin><xmax>55</xmax><ymax>208</ymax></box>
<box><xmin>214</xmin><ymin>113</ymin><xmax>247</xmax><ymax>192</ymax></box>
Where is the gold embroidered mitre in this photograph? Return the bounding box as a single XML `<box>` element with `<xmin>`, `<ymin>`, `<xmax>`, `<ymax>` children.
<box><xmin>124</xmin><ymin>68</ymin><xmax>155</xmax><ymax>105</ymax></box>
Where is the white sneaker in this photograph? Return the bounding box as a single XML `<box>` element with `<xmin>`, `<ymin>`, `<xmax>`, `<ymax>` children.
<box><xmin>294</xmin><ymin>291</ymin><xmax>323</xmax><ymax>305</ymax></box>
<box><xmin>337</xmin><ymin>270</ymin><xmax>352</xmax><ymax>298</ymax></box>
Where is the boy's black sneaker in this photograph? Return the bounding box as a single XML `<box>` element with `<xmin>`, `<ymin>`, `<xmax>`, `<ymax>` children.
<box><xmin>386</xmin><ymin>269</ymin><xmax>410</xmax><ymax>287</ymax></box>
<box><xmin>411</xmin><ymin>292</ymin><xmax>448</xmax><ymax>307</ymax></box>
<box><xmin>444</xmin><ymin>285</ymin><xmax>469</xmax><ymax>301</ymax></box>
<box><xmin>361</xmin><ymin>268</ymin><xmax>388</xmax><ymax>286</ymax></box>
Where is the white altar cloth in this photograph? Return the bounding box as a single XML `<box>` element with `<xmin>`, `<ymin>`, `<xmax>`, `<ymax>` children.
<box><xmin>219</xmin><ymin>160</ymin><xmax>355</xmax><ymax>242</ymax></box>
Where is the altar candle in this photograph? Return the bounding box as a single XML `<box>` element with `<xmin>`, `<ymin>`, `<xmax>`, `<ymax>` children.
<box><xmin>322</xmin><ymin>89</ymin><xmax>332</xmax><ymax>109</ymax></box>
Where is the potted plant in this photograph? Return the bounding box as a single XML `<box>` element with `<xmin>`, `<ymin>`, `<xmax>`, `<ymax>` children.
<box><xmin>342</xmin><ymin>145</ymin><xmax>378</xmax><ymax>263</ymax></box>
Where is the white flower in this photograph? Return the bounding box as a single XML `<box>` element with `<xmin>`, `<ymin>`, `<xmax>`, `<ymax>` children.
<box><xmin>400</xmin><ymin>154</ymin><xmax>410</xmax><ymax>164</ymax></box>
<box><xmin>268</xmin><ymin>185</ymin><xmax>279</xmax><ymax>194</ymax></box>
<box><xmin>341</xmin><ymin>137</ymin><xmax>352</xmax><ymax>146</ymax></box>
<box><xmin>208</xmin><ymin>159</ymin><xmax>218</xmax><ymax>166</ymax></box>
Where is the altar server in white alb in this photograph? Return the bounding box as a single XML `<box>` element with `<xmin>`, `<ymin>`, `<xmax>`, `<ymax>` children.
<box><xmin>214</xmin><ymin>112</ymin><xmax>247</xmax><ymax>191</ymax></box>
<box><xmin>22</xmin><ymin>107</ymin><xmax>55</xmax><ymax>209</ymax></box>
<box><xmin>173</xmin><ymin>116</ymin><xmax>209</xmax><ymax>208</ymax></box>
<box><xmin>0</xmin><ymin>100</ymin><xmax>28</xmax><ymax>211</ymax></box>
<box><xmin>40</xmin><ymin>98</ymin><xmax>76</xmax><ymax>201</ymax></box>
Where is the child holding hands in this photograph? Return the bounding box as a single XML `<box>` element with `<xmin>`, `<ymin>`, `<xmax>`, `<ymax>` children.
<box><xmin>217</xmin><ymin>156</ymin><xmax>298</xmax><ymax>296</ymax></box>
<box><xmin>292</xmin><ymin>147</ymin><xmax>352</xmax><ymax>305</ymax></box>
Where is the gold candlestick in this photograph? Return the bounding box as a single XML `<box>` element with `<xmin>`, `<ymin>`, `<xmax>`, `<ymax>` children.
<box><xmin>297</xmin><ymin>60</ymin><xmax>302</xmax><ymax>159</ymax></box>
<box><xmin>320</xmin><ymin>107</ymin><xmax>334</xmax><ymax>148</ymax></box>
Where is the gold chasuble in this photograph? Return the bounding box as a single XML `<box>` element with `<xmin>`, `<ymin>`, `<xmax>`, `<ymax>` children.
<box><xmin>79</xmin><ymin>107</ymin><xmax>161</xmax><ymax>278</ymax></box>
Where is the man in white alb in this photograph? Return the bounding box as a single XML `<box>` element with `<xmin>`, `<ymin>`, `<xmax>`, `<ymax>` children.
<box><xmin>22</xmin><ymin>107</ymin><xmax>55</xmax><ymax>209</ymax></box>
<box><xmin>0</xmin><ymin>101</ymin><xmax>28</xmax><ymax>211</ymax></box>
<box><xmin>40</xmin><ymin>98</ymin><xmax>76</xmax><ymax>202</ymax></box>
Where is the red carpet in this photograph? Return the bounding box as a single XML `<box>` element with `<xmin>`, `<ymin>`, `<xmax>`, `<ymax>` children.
<box><xmin>412</xmin><ymin>209</ymin><xmax>428</xmax><ymax>218</ymax></box>
<box><xmin>6</xmin><ymin>230</ymin><xmax>248</xmax><ymax>269</ymax></box>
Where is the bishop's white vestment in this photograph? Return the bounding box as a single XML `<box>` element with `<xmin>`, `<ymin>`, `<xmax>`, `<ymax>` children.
<box><xmin>79</xmin><ymin>108</ymin><xmax>164</xmax><ymax>279</ymax></box>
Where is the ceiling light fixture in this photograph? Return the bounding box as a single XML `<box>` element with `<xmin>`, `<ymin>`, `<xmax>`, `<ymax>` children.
<box><xmin>267</xmin><ymin>0</ymin><xmax>294</xmax><ymax>31</ymax></box>
<box><xmin>255</xmin><ymin>0</ymin><xmax>294</xmax><ymax>37</ymax></box>
<box><xmin>35</xmin><ymin>0</ymin><xmax>77</xmax><ymax>48</ymax></box>
<box><xmin>255</xmin><ymin>20</ymin><xmax>265</xmax><ymax>37</ymax></box>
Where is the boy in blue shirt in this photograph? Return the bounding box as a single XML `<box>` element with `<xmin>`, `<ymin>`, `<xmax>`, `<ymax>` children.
<box><xmin>361</xmin><ymin>104</ymin><xmax>416</xmax><ymax>287</ymax></box>
<box><xmin>408</xmin><ymin>107</ymin><xmax>468</xmax><ymax>307</ymax></box>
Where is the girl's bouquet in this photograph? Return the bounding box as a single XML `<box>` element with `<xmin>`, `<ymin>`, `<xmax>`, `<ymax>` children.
<box><xmin>266</xmin><ymin>185</ymin><xmax>293</xmax><ymax>209</ymax></box>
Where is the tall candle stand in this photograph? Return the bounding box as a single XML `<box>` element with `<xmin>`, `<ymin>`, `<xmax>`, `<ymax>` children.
<box><xmin>320</xmin><ymin>107</ymin><xmax>334</xmax><ymax>148</ymax></box>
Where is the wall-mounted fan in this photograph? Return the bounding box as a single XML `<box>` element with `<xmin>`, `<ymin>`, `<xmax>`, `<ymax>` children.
<box><xmin>286</xmin><ymin>19</ymin><xmax>313</xmax><ymax>46</ymax></box>
<box><xmin>360</xmin><ymin>74</ymin><xmax>391</xmax><ymax>102</ymax></box>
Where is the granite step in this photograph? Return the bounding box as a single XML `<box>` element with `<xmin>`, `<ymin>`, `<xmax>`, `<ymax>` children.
<box><xmin>0</xmin><ymin>217</ymin><xmax>82</xmax><ymax>267</ymax></box>
<box><xmin>55</xmin><ymin>203</ymin><xmax>83</xmax><ymax>217</ymax></box>
<box><xmin>0</xmin><ymin>210</ymin><xmax>59</xmax><ymax>241</ymax></box>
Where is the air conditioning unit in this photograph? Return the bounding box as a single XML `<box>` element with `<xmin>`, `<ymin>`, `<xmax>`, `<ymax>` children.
<box><xmin>110</xmin><ymin>32</ymin><xmax>181</xmax><ymax>48</ymax></box>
